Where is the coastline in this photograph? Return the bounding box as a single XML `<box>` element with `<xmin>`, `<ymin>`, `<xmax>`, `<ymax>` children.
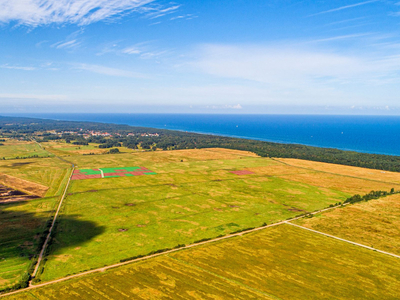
<box><xmin>4</xmin><ymin>113</ymin><xmax>400</xmax><ymax>157</ymax></box>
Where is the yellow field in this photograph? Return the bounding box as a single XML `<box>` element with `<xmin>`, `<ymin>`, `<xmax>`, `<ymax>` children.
<box><xmin>3</xmin><ymin>224</ymin><xmax>400</xmax><ymax>300</ymax></box>
<box><xmin>278</xmin><ymin>158</ymin><xmax>400</xmax><ymax>184</ymax></box>
<box><xmin>295</xmin><ymin>193</ymin><xmax>400</xmax><ymax>255</ymax></box>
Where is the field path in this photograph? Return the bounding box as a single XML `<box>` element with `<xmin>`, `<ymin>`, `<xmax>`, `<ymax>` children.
<box><xmin>285</xmin><ymin>222</ymin><xmax>400</xmax><ymax>259</ymax></box>
<box><xmin>30</xmin><ymin>138</ymin><xmax>76</xmax><ymax>279</ymax></box>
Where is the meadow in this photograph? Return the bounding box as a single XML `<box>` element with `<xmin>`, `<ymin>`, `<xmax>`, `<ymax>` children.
<box><xmin>0</xmin><ymin>157</ymin><xmax>71</xmax><ymax>197</ymax></box>
<box><xmin>3</xmin><ymin>224</ymin><xmax>400</xmax><ymax>300</ymax></box>
<box><xmin>42</xmin><ymin>141</ymin><xmax>137</xmax><ymax>156</ymax></box>
<box><xmin>0</xmin><ymin>198</ymin><xmax>58</xmax><ymax>290</ymax></box>
<box><xmin>36</xmin><ymin>148</ymin><xmax>400</xmax><ymax>282</ymax></box>
<box><xmin>0</xmin><ymin>140</ymin><xmax>50</xmax><ymax>160</ymax></box>
<box><xmin>0</xmin><ymin>147</ymin><xmax>72</xmax><ymax>290</ymax></box>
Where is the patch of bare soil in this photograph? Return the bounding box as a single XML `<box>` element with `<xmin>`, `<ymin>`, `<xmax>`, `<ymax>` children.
<box><xmin>0</xmin><ymin>173</ymin><xmax>48</xmax><ymax>196</ymax></box>
<box><xmin>0</xmin><ymin>184</ymin><xmax>40</xmax><ymax>203</ymax></box>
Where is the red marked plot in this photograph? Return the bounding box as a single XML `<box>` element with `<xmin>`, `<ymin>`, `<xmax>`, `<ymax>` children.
<box><xmin>103</xmin><ymin>172</ymin><xmax>123</xmax><ymax>177</ymax></box>
<box><xmin>230</xmin><ymin>170</ymin><xmax>255</xmax><ymax>175</ymax></box>
<box><xmin>72</xmin><ymin>174</ymin><xmax>102</xmax><ymax>180</ymax></box>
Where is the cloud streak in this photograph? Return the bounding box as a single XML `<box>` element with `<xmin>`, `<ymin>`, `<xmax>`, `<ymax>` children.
<box><xmin>74</xmin><ymin>63</ymin><xmax>147</xmax><ymax>78</ymax></box>
<box><xmin>1</xmin><ymin>64</ymin><xmax>36</xmax><ymax>71</ymax></box>
<box><xmin>309</xmin><ymin>0</ymin><xmax>377</xmax><ymax>16</ymax></box>
<box><xmin>0</xmin><ymin>0</ymin><xmax>178</xmax><ymax>26</ymax></box>
<box><xmin>192</xmin><ymin>43</ymin><xmax>400</xmax><ymax>101</ymax></box>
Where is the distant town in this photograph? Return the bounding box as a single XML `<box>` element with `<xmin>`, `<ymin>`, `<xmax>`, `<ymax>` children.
<box><xmin>46</xmin><ymin>129</ymin><xmax>160</xmax><ymax>138</ymax></box>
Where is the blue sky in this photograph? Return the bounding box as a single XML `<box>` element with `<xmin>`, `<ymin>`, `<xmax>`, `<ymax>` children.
<box><xmin>1</xmin><ymin>0</ymin><xmax>400</xmax><ymax>114</ymax></box>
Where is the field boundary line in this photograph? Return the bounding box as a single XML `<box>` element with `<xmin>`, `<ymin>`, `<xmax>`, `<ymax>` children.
<box><xmin>285</xmin><ymin>222</ymin><xmax>400</xmax><ymax>259</ymax></box>
<box><xmin>31</xmin><ymin>165</ymin><xmax>75</xmax><ymax>279</ymax></box>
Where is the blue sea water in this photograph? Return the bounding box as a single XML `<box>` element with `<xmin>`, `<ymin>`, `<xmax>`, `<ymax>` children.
<box><xmin>9</xmin><ymin>113</ymin><xmax>400</xmax><ymax>156</ymax></box>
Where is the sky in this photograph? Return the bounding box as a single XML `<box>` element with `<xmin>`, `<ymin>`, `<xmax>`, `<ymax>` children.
<box><xmin>1</xmin><ymin>0</ymin><xmax>400</xmax><ymax>114</ymax></box>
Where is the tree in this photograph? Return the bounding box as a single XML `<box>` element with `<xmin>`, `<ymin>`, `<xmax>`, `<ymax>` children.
<box><xmin>108</xmin><ymin>148</ymin><xmax>120</xmax><ymax>154</ymax></box>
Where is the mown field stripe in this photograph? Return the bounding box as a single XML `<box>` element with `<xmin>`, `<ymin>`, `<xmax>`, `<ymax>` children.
<box><xmin>285</xmin><ymin>222</ymin><xmax>400</xmax><ymax>259</ymax></box>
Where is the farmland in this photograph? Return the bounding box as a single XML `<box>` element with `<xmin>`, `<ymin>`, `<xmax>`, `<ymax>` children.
<box><xmin>33</xmin><ymin>148</ymin><xmax>400</xmax><ymax>282</ymax></box>
<box><xmin>295</xmin><ymin>193</ymin><xmax>400</xmax><ymax>255</ymax></box>
<box><xmin>1</xmin><ymin>137</ymin><xmax>400</xmax><ymax>298</ymax></box>
<box><xmin>0</xmin><ymin>198</ymin><xmax>58</xmax><ymax>290</ymax></box>
<box><xmin>0</xmin><ymin>140</ymin><xmax>50</xmax><ymax>160</ymax></box>
<box><xmin>2</xmin><ymin>225</ymin><xmax>400</xmax><ymax>300</ymax></box>
<box><xmin>0</xmin><ymin>157</ymin><xmax>71</xmax><ymax>198</ymax></box>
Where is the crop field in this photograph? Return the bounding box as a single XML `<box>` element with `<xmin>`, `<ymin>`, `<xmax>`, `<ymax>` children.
<box><xmin>0</xmin><ymin>197</ymin><xmax>58</xmax><ymax>290</ymax></box>
<box><xmin>0</xmin><ymin>158</ymin><xmax>71</xmax><ymax>197</ymax></box>
<box><xmin>295</xmin><ymin>193</ymin><xmax>400</xmax><ymax>255</ymax></box>
<box><xmin>278</xmin><ymin>158</ymin><xmax>400</xmax><ymax>185</ymax></box>
<box><xmin>33</xmin><ymin>148</ymin><xmax>400</xmax><ymax>282</ymax></box>
<box><xmin>0</xmin><ymin>140</ymin><xmax>50</xmax><ymax>160</ymax></box>
<box><xmin>3</xmin><ymin>224</ymin><xmax>400</xmax><ymax>300</ymax></box>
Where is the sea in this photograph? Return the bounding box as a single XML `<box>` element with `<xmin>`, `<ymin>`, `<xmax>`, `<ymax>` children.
<box><xmin>9</xmin><ymin>113</ymin><xmax>400</xmax><ymax>157</ymax></box>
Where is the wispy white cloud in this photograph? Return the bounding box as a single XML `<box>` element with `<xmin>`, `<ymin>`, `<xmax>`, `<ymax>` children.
<box><xmin>74</xmin><ymin>63</ymin><xmax>147</xmax><ymax>78</ymax></box>
<box><xmin>0</xmin><ymin>93</ymin><xmax>67</xmax><ymax>100</ymax></box>
<box><xmin>0</xmin><ymin>0</ymin><xmax>179</xmax><ymax>26</ymax></box>
<box><xmin>122</xmin><ymin>46</ymin><xmax>141</xmax><ymax>54</ymax></box>
<box><xmin>119</xmin><ymin>42</ymin><xmax>169</xmax><ymax>59</ymax></box>
<box><xmin>324</xmin><ymin>17</ymin><xmax>367</xmax><ymax>27</ymax></box>
<box><xmin>170</xmin><ymin>14</ymin><xmax>197</xmax><ymax>21</ymax></box>
<box><xmin>309</xmin><ymin>0</ymin><xmax>378</xmax><ymax>17</ymax></box>
<box><xmin>1</xmin><ymin>64</ymin><xmax>36</xmax><ymax>71</ymax></box>
<box><xmin>309</xmin><ymin>33</ymin><xmax>372</xmax><ymax>43</ymax></box>
<box><xmin>144</xmin><ymin>5</ymin><xmax>180</xmax><ymax>19</ymax></box>
<box><xmin>52</xmin><ymin>39</ymin><xmax>81</xmax><ymax>49</ymax></box>
<box><xmin>191</xmin><ymin>43</ymin><xmax>400</xmax><ymax>99</ymax></box>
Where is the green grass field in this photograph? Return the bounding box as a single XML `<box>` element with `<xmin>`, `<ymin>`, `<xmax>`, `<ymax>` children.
<box><xmin>3</xmin><ymin>224</ymin><xmax>400</xmax><ymax>299</ymax></box>
<box><xmin>0</xmin><ymin>198</ymin><xmax>58</xmax><ymax>290</ymax></box>
<box><xmin>0</xmin><ymin>140</ymin><xmax>51</xmax><ymax>160</ymax></box>
<box><xmin>35</xmin><ymin>148</ymin><xmax>400</xmax><ymax>282</ymax></box>
<box><xmin>43</xmin><ymin>141</ymin><xmax>137</xmax><ymax>156</ymax></box>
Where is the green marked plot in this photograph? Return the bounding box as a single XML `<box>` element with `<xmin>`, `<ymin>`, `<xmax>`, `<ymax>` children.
<box><xmin>78</xmin><ymin>169</ymin><xmax>101</xmax><ymax>175</ymax></box>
